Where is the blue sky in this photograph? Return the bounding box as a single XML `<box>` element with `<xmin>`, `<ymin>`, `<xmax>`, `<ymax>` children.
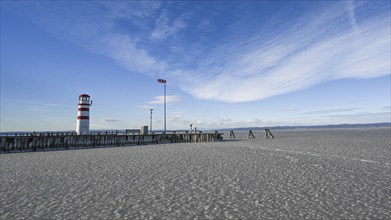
<box><xmin>1</xmin><ymin>0</ymin><xmax>390</xmax><ymax>132</ymax></box>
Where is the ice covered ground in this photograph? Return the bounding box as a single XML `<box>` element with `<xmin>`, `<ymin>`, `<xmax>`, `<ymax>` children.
<box><xmin>1</xmin><ymin>128</ymin><xmax>390</xmax><ymax>219</ymax></box>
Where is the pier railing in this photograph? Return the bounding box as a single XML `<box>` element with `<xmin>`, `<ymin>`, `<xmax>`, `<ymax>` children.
<box><xmin>0</xmin><ymin>132</ymin><xmax>223</xmax><ymax>153</ymax></box>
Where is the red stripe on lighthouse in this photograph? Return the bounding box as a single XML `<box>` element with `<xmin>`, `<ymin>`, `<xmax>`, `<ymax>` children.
<box><xmin>77</xmin><ymin>116</ymin><xmax>89</xmax><ymax>120</ymax></box>
<box><xmin>78</xmin><ymin>108</ymin><xmax>90</xmax><ymax>111</ymax></box>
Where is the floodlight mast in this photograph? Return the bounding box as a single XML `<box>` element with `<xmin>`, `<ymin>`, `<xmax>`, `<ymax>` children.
<box><xmin>149</xmin><ymin>108</ymin><xmax>153</xmax><ymax>133</ymax></box>
<box><xmin>157</xmin><ymin>79</ymin><xmax>167</xmax><ymax>133</ymax></box>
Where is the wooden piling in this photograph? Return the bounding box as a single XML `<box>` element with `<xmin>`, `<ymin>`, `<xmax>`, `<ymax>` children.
<box><xmin>247</xmin><ymin>130</ymin><xmax>255</xmax><ymax>138</ymax></box>
<box><xmin>264</xmin><ymin>129</ymin><xmax>275</xmax><ymax>138</ymax></box>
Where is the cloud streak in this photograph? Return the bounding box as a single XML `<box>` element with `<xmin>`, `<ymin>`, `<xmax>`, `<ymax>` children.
<box><xmin>101</xmin><ymin>118</ymin><xmax>119</xmax><ymax>123</ymax></box>
<box><xmin>151</xmin><ymin>10</ymin><xmax>189</xmax><ymax>40</ymax></box>
<box><xmin>10</xmin><ymin>1</ymin><xmax>390</xmax><ymax>103</ymax></box>
<box><xmin>180</xmin><ymin>3</ymin><xmax>390</xmax><ymax>102</ymax></box>
<box><xmin>303</xmin><ymin>108</ymin><xmax>361</xmax><ymax>115</ymax></box>
<box><xmin>148</xmin><ymin>95</ymin><xmax>182</xmax><ymax>104</ymax></box>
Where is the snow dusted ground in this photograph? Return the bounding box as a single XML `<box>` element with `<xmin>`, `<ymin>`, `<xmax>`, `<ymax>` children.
<box><xmin>1</xmin><ymin>128</ymin><xmax>390</xmax><ymax>219</ymax></box>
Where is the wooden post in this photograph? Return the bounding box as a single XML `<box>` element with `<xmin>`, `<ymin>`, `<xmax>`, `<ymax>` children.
<box><xmin>268</xmin><ymin>129</ymin><xmax>275</xmax><ymax>138</ymax></box>
<box><xmin>248</xmin><ymin>130</ymin><xmax>255</xmax><ymax>138</ymax></box>
<box><xmin>229</xmin><ymin>131</ymin><xmax>235</xmax><ymax>138</ymax></box>
<box><xmin>264</xmin><ymin>129</ymin><xmax>275</xmax><ymax>138</ymax></box>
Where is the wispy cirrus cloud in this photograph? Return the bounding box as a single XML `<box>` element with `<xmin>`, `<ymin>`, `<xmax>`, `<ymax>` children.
<box><xmin>151</xmin><ymin>10</ymin><xmax>189</xmax><ymax>40</ymax></box>
<box><xmin>9</xmin><ymin>1</ymin><xmax>390</xmax><ymax>103</ymax></box>
<box><xmin>147</xmin><ymin>95</ymin><xmax>182</xmax><ymax>104</ymax></box>
<box><xmin>303</xmin><ymin>108</ymin><xmax>361</xmax><ymax>115</ymax></box>
<box><xmin>179</xmin><ymin>2</ymin><xmax>390</xmax><ymax>102</ymax></box>
<box><xmin>92</xmin><ymin>34</ymin><xmax>167</xmax><ymax>76</ymax></box>
<box><xmin>167</xmin><ymin>112</ymin><xmax>183</xmax><ymax>122</ymax></box>
<box><xmin>101</xmin><ymin>118</ymin><xmax>119</xmax><ymax>123</ymax></box>
<box><xmin>320</xmin><ymin>112</ymin><xmax>391</xmax><ymax>123</ymax></box>
<box><xmin>346</xmin><ymin>0</ymin><xmax>360</xmax><ymax>35</ymax></box>
<box><xmin>137</xmin><ymin>105</ymin><xmax>155</xmax><ymax>110</ymax></box>
<box><xmin>26</xmin><ymin>103</ymin><xmax>70</xmax><ymax>112</ymax></box>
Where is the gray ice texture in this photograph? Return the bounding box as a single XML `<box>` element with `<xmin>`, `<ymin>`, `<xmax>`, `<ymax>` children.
<box><xmin>1</xmin><ymin>128</ymin><xmax>390</xmax><ymax>219</ymax></box>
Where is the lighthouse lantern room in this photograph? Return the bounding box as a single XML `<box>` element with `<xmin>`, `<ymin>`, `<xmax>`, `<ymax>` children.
<box><xmin>76</xmin><ymin>94</ymin><xmax>91</xmax><ymax>135</ymax></box>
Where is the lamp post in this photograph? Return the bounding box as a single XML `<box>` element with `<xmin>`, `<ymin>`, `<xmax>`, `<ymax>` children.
<box><xmin>190</xmin><ymin>124</ymin><xmax>193</xmax><ymax>133</ymax></box>
<box><xmin>157</xmin><ymin>79</ymin><xmax>167</xmax><ymax>133</ymax></box>
<box><xmin>149</xmin><ymin>109</ymin><xmax>153</xmax><ymax>133</ymax></box>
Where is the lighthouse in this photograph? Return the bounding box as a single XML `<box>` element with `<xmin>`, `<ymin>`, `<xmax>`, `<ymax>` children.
<box><xmin>76</xmin><ymin>94</ymin><xmax>91</xmax><ymax>135</ymax></box>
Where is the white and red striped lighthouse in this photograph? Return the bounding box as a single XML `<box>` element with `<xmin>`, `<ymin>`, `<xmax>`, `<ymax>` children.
<box><xmin>76</xmin><ymin>94</ymin><xmax>91</xmax><ymax>135</ymax></box>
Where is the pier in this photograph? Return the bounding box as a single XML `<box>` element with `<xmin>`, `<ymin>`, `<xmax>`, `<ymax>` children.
<box><xmin>0</xmin><ymin>132</ymin><xmax>223</xmax><ymax>153</ymax></box>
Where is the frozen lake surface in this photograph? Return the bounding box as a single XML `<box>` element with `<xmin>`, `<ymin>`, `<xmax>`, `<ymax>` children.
<box><xmin>1</xmin><ymin>128</ymin><xmax>390</xmax><ymax>219</ymax></box>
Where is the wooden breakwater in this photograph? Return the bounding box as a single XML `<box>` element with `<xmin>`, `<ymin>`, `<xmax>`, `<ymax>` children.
<box><xmin>0</xmin><ymin>132</ymin><xmax>223</xmax><ymax>153</ymax></box>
